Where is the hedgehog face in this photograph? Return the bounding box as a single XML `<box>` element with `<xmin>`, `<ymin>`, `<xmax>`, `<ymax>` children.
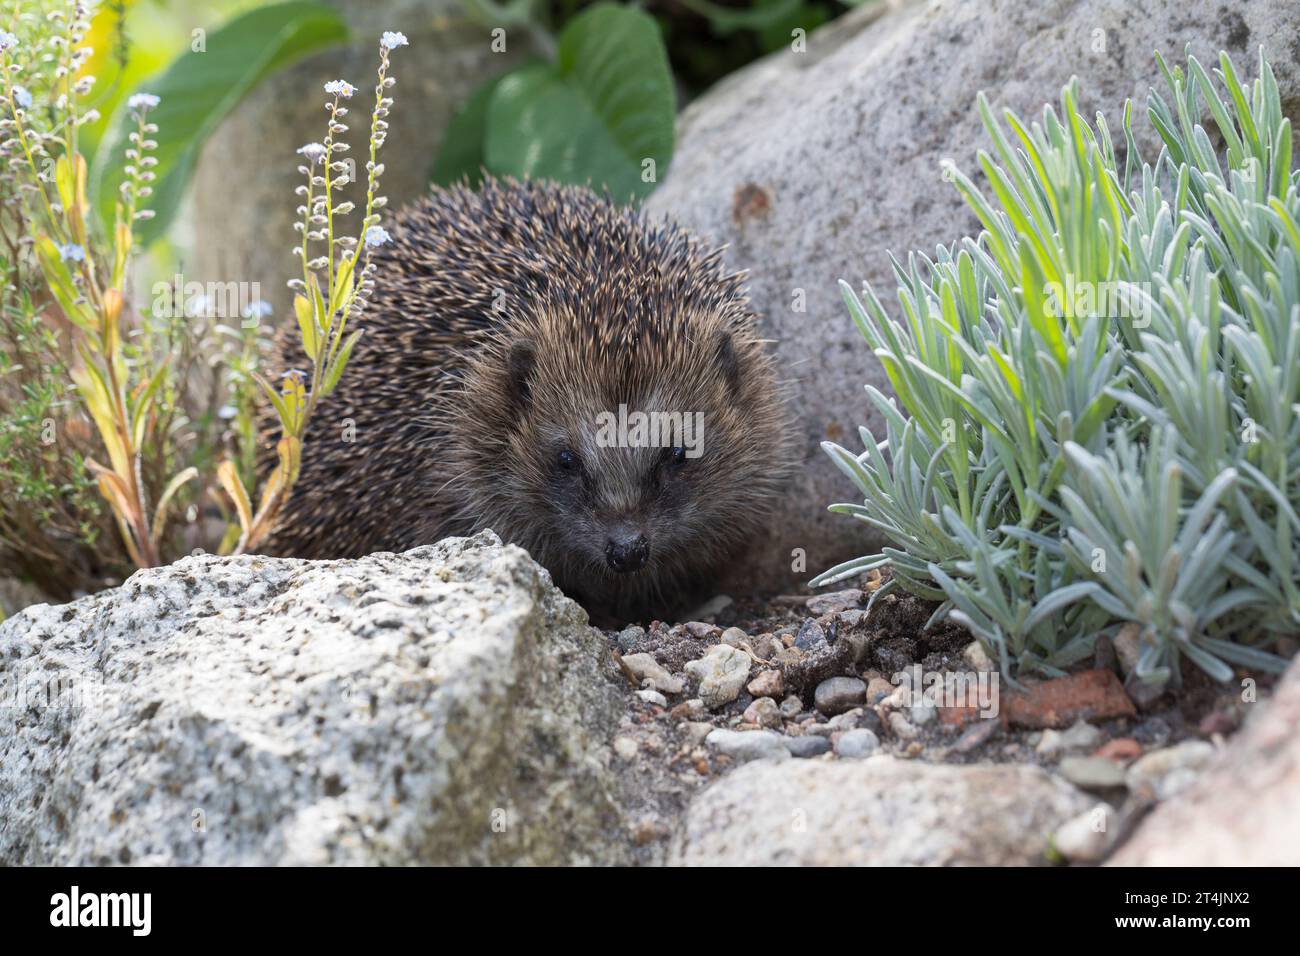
<box><xmin>525</xmin><ymin>388</ymin><xmax>711</xmax><ymax>582</ymax></box>
<box><xmin>467</xmin><ymin>323</ymin><xmax>787</xmax><ymax>618</ymax></box>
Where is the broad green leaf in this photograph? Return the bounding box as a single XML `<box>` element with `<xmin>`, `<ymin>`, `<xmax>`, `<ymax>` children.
<box><xmin>92</xmin><ymin>1</ymin><xmax>349</xmax><ymax>243</ymax></box>
<box><xmin>484</xmin><ymin>3</ymin><xmax>674</xmax><ymax>202</ymax></box>
<box><xmin>430</xmin><ymin>74</ymin><xmax>506</xmax><ymax>188</ymax></box>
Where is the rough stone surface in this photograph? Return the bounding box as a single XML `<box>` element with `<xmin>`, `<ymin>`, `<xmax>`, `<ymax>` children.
<box><xmin>0</xmin><ymin>532</ymin><xmax>629</xmax><ymax>866</ymax></box>
<box><xmin>670</xmin><ymin>757</ymin><xmax>1093</xmax><ymax>865</ymax></box>
<box><xmin>647</xmin><ymin>0</ymin><xmax>1300</xmax><ymax>592</ymax></box>
<box><xmin>1111</xmin><ymin>660</ymin><xmax>1300</xmax><ymax>865</ymax></box>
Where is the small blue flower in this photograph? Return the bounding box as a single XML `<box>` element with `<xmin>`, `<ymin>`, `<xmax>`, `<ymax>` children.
<box><xmin>243</xmin><ymin>300</ymin><xmax>273</xmax><ymax>321</ymax></box>
<box><xmin>0</xmin><ymin>31</ymin><xmax>18</xmax><ymax>53</ymax></box>
<box><xmin>364</xmin><ymin>225</ymin><xmax>391</xmax><ymax>248</ymax></box>
<box><xmin>12</xmin><ymin>85</ymin><xmax>32</xmax><ymax>110</ymax></box>
<box><xmin>217</xmin><ymin>404</ymin><xmax>238</xmax><ymax>421</ymax></box>
<box><xmin>58</xmin><ymin>243</ymin><xmax>85</xmax><ymax>263</ymax></box>
<box><xmin>323</xmin><ymin>79</ymin><xmax>355</xmax><ymax>98</ymax></box>
<box><xmin>380</xmin><ymin>31</ymin><xmax>408</xmax><ymax>50</ymax></box>
<box><xmin>127</xmin><ymin>92</ymin><xmax>160</xmax><ymax>111</ymax></box>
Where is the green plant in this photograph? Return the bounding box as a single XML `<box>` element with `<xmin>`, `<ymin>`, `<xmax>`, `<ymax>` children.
<box><xmin>216</xmin><ymin>32</ymin><xmax>406</xmax><ymax>555</ymax></box>
<box><xmin>815</xmin><ymin>49</ymin><xmax>1298</xmax><ymax>690</ymax></box>
<box><xmin>0</xmin><ymin>1</ymin><xmax>399</xmax><ymax>588</ymax></box>
<box><xmin>1</xmin><ymin>0</ymin><xmax>198</xmax><ymax>569</ymax></box>
<box><xmin>433</xmin><ymin>1</ymin><xmax>674</xmax><ymax>201</ymax></box>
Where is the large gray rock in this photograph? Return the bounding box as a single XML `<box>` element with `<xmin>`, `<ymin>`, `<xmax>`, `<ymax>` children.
<box><xmin>668</xmin><ymin>756</ymin><xmax>1093</xmax><ymax>865</ymax></box>
<box><xmin>646</xmin><ymin>0</ymin><xmax>1300</xmax><ymax>593</ymax></box>
<box><xmin>1109</xmin><ymin>658</ymin><xmax>1300</xmax><ymax>866</ymax></box>
<box><xmin>186</xmin><ymin>0</ymin><xmax>531</xmax><ymax>319</ymax></box>
<box><xmin>0</xmin><ymin>531</ymin><xmax>629</xmax><ymax>865</ymax></box>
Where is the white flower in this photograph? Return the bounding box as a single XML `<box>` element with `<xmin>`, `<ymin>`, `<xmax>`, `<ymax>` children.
<box><xmin>127</xmin><ymin>92</ymin><xmax>160</xmax><ymax>111</ymax></box>
<box><xmin>0</xmin><ymin>31</ymin><xmax>18</xmax><ymax>53</ymax></box>
<box><xmin>363</xmin><ymin>225</ymin><xmax>391</xmax><ymax>247</ymax></box>
<box><xmin>380</xmin><ymin>31</ymin><xmax>408</xmax><ymax>50</ymax></box>
<box><xmin>297</xmin><ymin>142</ymin><xmax>326</xmax><ymax>165</ymax></box>
<box><xmin>12</xmin><ymin>85</ymin><xmax>32</xmax><ymax>110</ymax></box>
<box><xmin>323</xmin><ymin>79</ymin><xmax>355</xmax><ymax>98</ymax></box>
<box><xmin>58</xmin><ymin>243</ymin><xmax>85</xmax><ymax>263</ymax></box>
<box><xmin>217</xmin><ymin>404</ymin><xmax>238</xmax><ymax>421</ymax></box>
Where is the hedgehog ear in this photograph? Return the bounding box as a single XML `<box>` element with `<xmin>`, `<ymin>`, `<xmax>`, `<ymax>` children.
<box><xmin>714</xmin><ymin>330</ymin><xmax>742</xmax><ymax>396</ymax></box>
<box><xmin>506</xmin><ymin>339</ymin><xmax>538</xmax><ymax>407</ymax></box>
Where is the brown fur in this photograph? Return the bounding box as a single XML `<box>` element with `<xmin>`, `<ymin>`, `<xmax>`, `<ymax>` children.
<box><xmin>264</xmin><ymin>177</ymin><xmax>790</xmax><ymax>621</ymax></box>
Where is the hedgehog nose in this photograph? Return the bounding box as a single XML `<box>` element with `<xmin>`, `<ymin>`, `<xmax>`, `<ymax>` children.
<box><xmin>605</xmin><ymin>533</ymin><xmax>649</xmax><ymax>573</ymax></box>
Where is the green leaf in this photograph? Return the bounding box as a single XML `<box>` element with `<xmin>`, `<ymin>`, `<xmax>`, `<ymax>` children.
<box><xmin>484</xmin><ymin>3</ymin><xmax>674</xmax><ymax>202</ymax></box>
<box><xmin>430</xmin><ymin>74</ymin><xmax>505</xmax><ymax>188</ymax></box>
<box><xmin>321</xmin><ymin>329</ymin><xmax>362</xmax><ymax>397</ymax></box>
<box><xmin>91</xmin><ymin>1</ymin><xmax>349</xmax><ymax>243</ymax></box>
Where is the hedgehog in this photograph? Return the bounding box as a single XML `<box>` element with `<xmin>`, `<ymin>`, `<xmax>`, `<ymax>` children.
<box><xmin>263</xmin><ymin>176</ymin><xmax>791</xmax><ymax>623</ymax></box>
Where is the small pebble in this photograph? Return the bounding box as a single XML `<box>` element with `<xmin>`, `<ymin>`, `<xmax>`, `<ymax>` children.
<box><xmin>613</xmin><ymin>736</ymin><xmax>639</xmax><ymax>760</ymax></box>
<box><xmin>671</xmin><ymin>698</ymin><xmax>707</xmax><ymax>721</ymax></box>
<box><xmin>1053</xmin><ymin>804</ymin><xmax>1116</xmax><ymax>863</ymax></box>
<box><xmin>635</xmin><ymin>689</ymin><xmax>668</xmax><ymax>707</ymax></box>
<box><xmin>794</xmin><ymin>619</ymin><xmax>827</xmax><ymax>650</ymax></box>
<box><xmin>910</xmin><ymin>702</ymin><xmax>936</xmax><ymax>725</ymax></box>
<box><xmin>1133</xmin><ymin>716</ymin><xmax>1172</xmax><ymax>747</ymax></box>
<box><xmin>785</xmin><ymin>735</ymin><xmax>831</xmax><ymax>758</ymax></box>
<box><xmin>742</xmin><ymin>697</ymin><xmax>782</xmax><ymax>729</ymax></box>
<box><xmin>705</xmin><ymin>728</ymin><xmax>789</xmax><ymax>763</ymax></box>
<box><xmin>1112</xmin><ymin>623</ymin><xmax>1141</xmax><ymax>675</ymax></box>
<box><xmin>887</xmin><ymin>711</ymin><xmax>919</xmax><ymax>740</ymax></box>
<box><xmin>1060</xmin><ymin>755</ymin><xmax>1128</xmax><ymax>791</ymax></box>
<box><xmin>814</xmin><ymin>676</ymin><xmax>867</xmax><ymax>715</ymax></box>
<box><xmin>684</xmin><ymin>621</ymin><xmax>721</xmax><ymax>640</ymax></box>
<box><xmin>680</xmin><ymin>721</ymin><xmax>715</xmax><ymax>746</ymax></box>
<box><xmin>962</xmin><ymin>641</ymin><xmax>996</xmax><ymax>673</ymax></box>
<box><xmin>747</xmin><ymin>669</ymin><xmax>784</xmax><ymax>699</ymax></box>
<box><xmin>1035</xmin><ymin>718</ymin><xmax>1103</xmax><ymax>759</ymax></box>
<box><xmin>616</xmin><ymin>625</ymin><xmax>646</xmax><ymax>654</ymax></box>
<box><xmin>866</xmin><ymin>677</ymin><xmax>895</xmax><ymax>704</ymax></box>
<box><xmin>684</xmin><ymin>644</ymin><xmax>752</xmax><ymax>709</ymax></box>
<box><xmin>719</xmin><ymin>626</ymin><xmax>750</xmax><ymax>647</ymax></box>
<box><xmin>1126</xmin><ymin>741</ymin><xmax>1215</xmax><ymax>800</ymax></box>
<box><xmin>779</xmin><ymin>695</ymin><xmax>803</xmax><ymax>718</ymax></box>
<box><xmin>827</xmin><ymin>708</ymin><xmax>863</xmax><ymax>731</ymax></box>
<box><xmin>806</xmin><ymin>588</ymin><xmax>862</xmax><ymax>615</ymax></box>
<box><xmin>834</xmin><ymin>727</ymin><xmax>879</xmax><ymax>758</ymax></box>
<box><xmin>621</xmin><ymin>653</ymin><xmax>684</xmax><ymax>695</ymax></box>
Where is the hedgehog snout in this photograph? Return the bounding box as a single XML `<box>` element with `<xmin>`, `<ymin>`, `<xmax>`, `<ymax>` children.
<box><xmin>605</xmin><ymin>531</ymin><xmax>650</xmax><ymax>573</ymax></box>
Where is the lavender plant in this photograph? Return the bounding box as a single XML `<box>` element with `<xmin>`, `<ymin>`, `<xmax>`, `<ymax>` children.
<box><xmin>816</xmin><ymin>49</ymin><xmax>1298</xmax><ymax>689</ymax></box>
<box><xmin>217</xmin><ymin>31</ymin><xmax>407</xmax><ymax>555</ymax></box>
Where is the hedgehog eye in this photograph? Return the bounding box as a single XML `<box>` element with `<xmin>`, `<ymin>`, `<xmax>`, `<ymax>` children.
<box><xmin>557</xmin><ymin>448</ymin><xmax>581</xmax><ymax>473</ymax></box>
